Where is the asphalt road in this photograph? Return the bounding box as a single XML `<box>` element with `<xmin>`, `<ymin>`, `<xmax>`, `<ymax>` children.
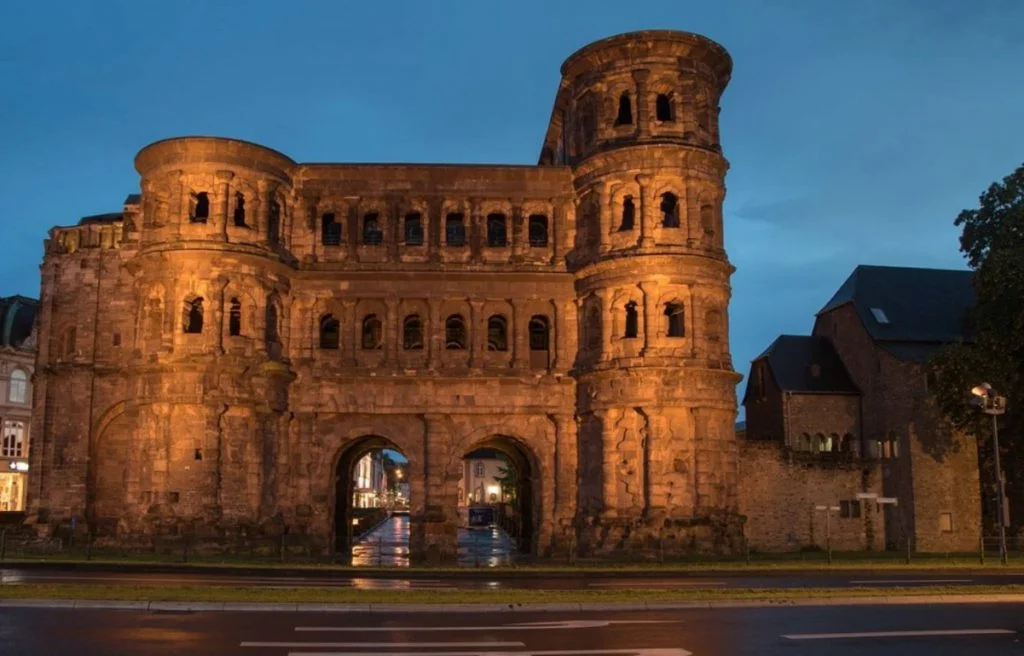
<box><xmin>3</xmin><ymin>566</ymin><xmax>1024</xmax><ymax>590</ymax></box>
<box><xmin>0</xmin><ymin>604</ymin><xmax>1022</xmax><ymax>655</ymax></box>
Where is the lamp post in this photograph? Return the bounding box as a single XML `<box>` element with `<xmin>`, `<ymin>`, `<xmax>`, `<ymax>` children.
<box><xmin>814</xmin><ymin>504</ymin><xmax>841</xmax><ymax>564</ymax></box>
<box><xmin>971</xmin><ymin>382</ymin><xmax>1009</xmax><ymax>565</ymax></box>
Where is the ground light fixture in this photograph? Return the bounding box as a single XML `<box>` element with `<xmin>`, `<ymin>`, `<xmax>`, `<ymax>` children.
<box><xmin>970</xmin><ymin>382</ymin><xmax>1009</xmax><ymax>564</ymax></box>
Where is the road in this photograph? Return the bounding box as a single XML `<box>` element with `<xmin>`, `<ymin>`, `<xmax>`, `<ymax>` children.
<box><xmin>4</xmin><ymin>565</ymin><xmax>1024</xmax><ymax>591</ymax></box>
<box><xmin>0</xmin><ymin>604</ymin><xmax>1021</xmax><ymax>654</ymax></box>
<box><xmin>352</xmin><ymin>515</ymin><xmax>518</xmax><ymax>567</ymax></box>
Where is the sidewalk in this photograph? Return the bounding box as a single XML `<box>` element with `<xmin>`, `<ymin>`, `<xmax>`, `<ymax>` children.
<box><xmin>4</xmin><ymin>594</ymin><xmax>1024</xmax><ymax>613</ymax></box>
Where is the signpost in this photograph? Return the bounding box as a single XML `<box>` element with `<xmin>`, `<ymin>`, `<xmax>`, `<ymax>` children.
<box><xmin>814</xmin><ymin>504</ymin><xmax>841</xmax><ymax>564</ymax></box>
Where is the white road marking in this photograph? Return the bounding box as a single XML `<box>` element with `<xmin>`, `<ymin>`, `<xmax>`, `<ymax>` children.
<box><xmin>588</xmin><ymin>580</ymin><xmax>725</xmax><ymax>588</ymax></box>
<box><xmin>284</xmin><ymin>646</ymin><xmax>692</xmax><ymax>650</ymax></box>
<box><xmin>782</xmin><ymin>629</ymin><xmax>1014</xmax><ymax>640</ymax></box>
<box><xmin>847</xmin><ymin>579</ymin><xmax>973</xmax><ymax>584</ymax></box>
<box><xmin>241</xmin><ymin>640</ymin><xmax>525</xmax><ymax>648</ymax></box>
<box><xmin>297</xmin><ymin>620</ymin><xmax>677</xmax><ymax>632</ymax></box>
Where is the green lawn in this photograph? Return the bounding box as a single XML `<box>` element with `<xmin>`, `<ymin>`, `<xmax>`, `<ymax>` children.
<box><xmin>2</xmin><ymin>584</ymin><xmax>1023</xmax><ymax>604</ymax></box>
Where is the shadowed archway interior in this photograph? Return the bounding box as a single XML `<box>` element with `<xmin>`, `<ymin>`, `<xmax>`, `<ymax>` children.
<box><xmin>333</xmin><ymin>435</ymin><xmax>407</xmax><ymax>553</ymax></box>
<box><xmin>462</xmin><ymin>435</ymin><xmax>537</xmax><ymax>555</ymax></box>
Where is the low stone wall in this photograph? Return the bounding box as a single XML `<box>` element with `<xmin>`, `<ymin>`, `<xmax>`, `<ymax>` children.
<box><xmin>738</xmin><ymin>441</ymin><xmax>885</xmax><ymax>552</ymax></box>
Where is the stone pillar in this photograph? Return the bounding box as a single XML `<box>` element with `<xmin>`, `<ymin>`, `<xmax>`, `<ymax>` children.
<box><xmin>551</xmin><ymin>413</ymin><xmax>578</xmax><ymax>541</ymax></box>
<box><xmin>384</xmin><ymin>298</ymin><xmax>398</xmax><ymax>367</ymax></box>
<box><xmin>636</xmin><ymin>174</ymin><xmax>654</xmax><ymax>248</ymax></box>
<box><xmin>510</xmin><ymin>299</ymin><xmax>526</xmax><ymax>369</ymax></box>
<box><xmin>468</xmin><ymin>299</ymin><xmax>483</xmax><ymax>369</ymax></box>
<box><xmin>597</xmin><ymin>289</ymin><xmax>612</xmax><ymax>360</ymax></box>
<box><xmin>599</xmin><ymin>181</ymin><xmax>612</xmax><ymax>252</ymax></box>
<box><xmin>426</xmin><ymin>298</ymin><xmax>441</xmax><ymax>368</ymax></box>
<box><xmin>416</xmin><ymin>413</ymin><xmax>458</xmax><ymax>564</ymax></box>
<box><xmin>549</xmin><ymin>301</ymin><xmax>560</xmax><ymax>369</ymax></box>
<box><xmin>633</xmin><ymin>69</ymin><xmax>651</xmax><ymax>138</ymax></box>
<box><xmin>256</xmin><ymin>180</ymin><xmax>270</xmax><ymax>241</ymax></box>
<box><xmin>510</xmin><ymin>197</ymin><xmax>524</xmax><ymax>262</ymax></box>
<box><xmin>216</xmin><ymin>170</ymin><xmax>233</xmax><ymax>238</ymax></box>
<box><xmin>341</xmin><ymin>300</ymin><xmax>356</xmax><ymax>366</ymax></box>
<box><xmin>596</xmin><ymin>408</ymin><xmax>617</xmax><ymax>518</ymax></box>
<box><xmin>639</xmin><ymin>280</ymin><xmax>654</xmax><ymax>356</ymax></box>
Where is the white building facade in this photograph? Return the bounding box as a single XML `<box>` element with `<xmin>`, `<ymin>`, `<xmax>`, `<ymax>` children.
<box><xmin>0</xmin><ymin>297</ymin><xmax>37</xmax><ymax>513</ymax></box>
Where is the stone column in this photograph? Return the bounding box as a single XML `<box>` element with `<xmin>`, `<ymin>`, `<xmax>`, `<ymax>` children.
<box><xmin>551</xmin><ymin>413</ymin><xmax>578</xmax><ymax>534</ymax></box>
<box><xmin>548</xmin><ymin>301</ymin><xmax>559</xmax><ymax>370</ymax></box>
<box><xmin>639</xmin><ymin>280</ymin><xmax>654</xmax><ymax>356</ymax></box>
<box><xmin>510</xmin><ymin>299</ymin><xmax>526</xmax><ymax>369</ymax></box>
<box><xmin>256</xmin><ymin>180</ymin><xmax>270</xmax><ymax>241</ymax></box>
<box><xmin>597</xmin><ymin>288</ymin><xmax>612</xmax><ymax>360</ymax></box>
<box><xmin>416</xmin><ymin>413</ymin><xmax>458</xmax><ymax>564</ymax></box>
<box><xmin>633</xmin><ymin>69</ymin><xmax>651</xmax><ymax>138</ymax></box>
<box><xmin>384</xmin><ymin>298</ymin><xmax>398</xmax><ymax>367</ymax></box>
<box><xmin>426</xmin><ymin>298</ymin><xmax>441</xmax><ymax>369</ymax></box>
<box><xmin>510</xmin><ymin>197</ymin><xmax>524</xmax><ymax>262</ymax></box>
<box><xmin>216</xmin><ymin>170</ymin><xmax>233</xmax><ymax>239</ymax></box>
<box><xmin>599</xmin><ymin>181</ymin><xmax>612</xmax><ymax>252</ymax></box>
<box><xmin>468</xmin><ymin>298</ymin><xmax>484</xmax><ymax>369</ymax></box>
<box><xmin>596</xmin><ymin>408</ymin><xmax>618</xmax><ymax>518</ymax></box>
<box><xmin>341</xmin><ymin>299</ymin><xmax>356</xmax><ymax>366</ymax></box>
<box><xmin>636</xmin><ymin>174</ymin><xmax>654</xmax><ymax>248</ymax></box>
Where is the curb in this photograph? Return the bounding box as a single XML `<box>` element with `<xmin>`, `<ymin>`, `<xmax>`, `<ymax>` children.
<box><xmin>3</xmin><ymin>560</ymin><xmax>1023</xmax><ymax>581</ymax></box>
<box><xmin>3</xmin><ymin>594</ymin><xmax>1024</xmax><ymax>613</ymax></box>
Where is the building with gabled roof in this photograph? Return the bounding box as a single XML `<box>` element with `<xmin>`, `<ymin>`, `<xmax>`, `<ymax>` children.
<box><xmin>739</xmin><ymin>265</ymin><xmax>981</xmax><ymax>553</ymax></box>
<box><xmin>0</xmin><ymin>295</ymin><xmax>38</xmax><ymax>515</ymax></box>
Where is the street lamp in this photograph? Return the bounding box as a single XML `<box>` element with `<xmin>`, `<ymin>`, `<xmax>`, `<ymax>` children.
<box><xmin>971</xmin><ymin>382</ymin><xmax>1009</xmax><ymax>565</ymax></box>
<box><xmin>814</xmin><ymin>504</ymin><xmax>841</xmax><ymax>564</ymax></box>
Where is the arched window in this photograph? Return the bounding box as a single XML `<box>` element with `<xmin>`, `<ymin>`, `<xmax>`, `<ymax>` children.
<box><xmin>705</xmin><ymin>309</ymin><xmax>722</xmax><ymax>343</ymax></box>
<box><xmin>322</xmin><ymin>213</ymin><xmax>342</xmax><ymax>246</ymax></box>
<box><xmin>445</xmin><ymin>213</ymin><xmax>466</xmax><ymax>246</ymax></box>
<box><xmin>1</xmin><ymin>420</ymin><xmax>25</xmax><ymax>458</ymax></box>
<box><xmin>529</xmin><ymin>315</ymin><xmax>549</xmax><ymax>351</ymax></box>
<box><xmin>487</xmin><ymin>315</ymin><xmax>508</xmax><ymax>352</ymax></box>
<box><xmin>361</xmin><ymin>315</ymin><xmax>383</xmax><ymax>350</ymax></box>
<box><xmin>265</xmin><ymin>301</ymin><xmax>279</xmax><ymax>346</ymax></box>
<box><xmin>404</xmin><ymin>212</ymin><xmax>423</xmax><ymax>245</ymax></box>
<box><xmin>615</xmin><ymin>92</ymin><xmax>633</xmax><ymax>126</ymax></box>
<box><xmin>701</xmin><ymin>204</ymin><xmax>715</xmax><ymax>236</ymax></box>
<box><xmin>665</xmin><ymin>303</ymin><xmax>685</xmax><ymax>337</ymax></box>
<box><xmin>362</xmin><ymin>212</ymin><xmax>382</xmax><ymax>245</ymax></box>
<box><xmin>528</xmin><ymin>214</ymin><xmax>548</xmax><ymax>247</ymax></box>
<box><xmin>660</xmin><ymin>192</ymin><xmax>680</xmax><ymax>228</ymax></box>
<box><xmin>233</xmin><ymin>192</ymin><xmax>247</xmax><ymax>227</ymax></box>
<box><xmin>183</xmin><ymin>297</ymin><xmax>204</xmax><ymax>334</ymax></box>
<box><xmin>619</xmin><ymin>196</ymin><xmax>635</xmax><ymax>231</ymax></box>
<box><xmin>191</xmin><ymin>192</ymin><xmax>209</xmax><ymax>223</ymax></box>
<box><xmin>656</xmin><ymin>94</ymin><xmax>674</xmax><ymax>122</ymax></box>
<box><xmin>487</xmin><ymin>213</ymin><xmax>508</xmax><ymax>247</ymax></box>
<box><xmin>445</xmin><ymin>315</ymin><xmax>467</xmax><ymax>350</ymax></box>
<box><xmin>319</xmin><ymin>314</ymin><xmax>340</xmax><ymax>349</ymax></box>
<box><xmin>403</xmin><ymin>315</ymin><xmax>423</xmax><ymax>350</ymax></box>
<box><xmin>228</xmin><ymin>297</ymin><xmax>241</xmax><ymax>337</ymax></box>
<box><xmin>8</xmin><ymin>369</ymin><xmax>27</xmax><ymax>404</ymax></box>
<box><xmin>267</xmin><ymin>200</ymin><xmax>281</xmax><ymax>244</ymax></box>
<box><xmin>624</xmin><ymin>301</ymin><xmax>639</xmax><ymax>339</ymax></box>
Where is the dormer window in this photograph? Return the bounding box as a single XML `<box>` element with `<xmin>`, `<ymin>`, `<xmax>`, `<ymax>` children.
<box><xmin>870</xmin><ymin>307</ymin><xmax>889</xmax><ymax>324</ymax></box>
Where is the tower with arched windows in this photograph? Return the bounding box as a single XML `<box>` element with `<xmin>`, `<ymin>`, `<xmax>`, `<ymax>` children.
<box><xmin>539</xmin><ymin>31</ymin><xmax>741</xmax><ymax>551</ymax></box>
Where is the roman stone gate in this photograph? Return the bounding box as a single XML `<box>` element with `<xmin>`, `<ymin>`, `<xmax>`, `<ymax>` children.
<box><xmin>28</xmin><ymin>30</ymin><xmax>741</xmax><ymax>560</ymax></box>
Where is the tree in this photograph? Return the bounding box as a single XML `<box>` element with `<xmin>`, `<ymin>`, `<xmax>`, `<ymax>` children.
<box><xmin>930</xmin><ymin>162</ymin><xmax>1024</xmax><ymax>533</ymax></box>
<box><xmin>494</xmin><ymin>457</ymin><xmax>519</xmax><ymax>503</ymax></box>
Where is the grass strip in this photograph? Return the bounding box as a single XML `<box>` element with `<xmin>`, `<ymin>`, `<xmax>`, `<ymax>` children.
<box><xmin>2</xmin><ymin>584</ymin><xmax>1023</xmax><ymax>604</ymax></box>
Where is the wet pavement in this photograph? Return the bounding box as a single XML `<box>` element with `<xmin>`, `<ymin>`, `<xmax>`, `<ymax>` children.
<box><xmin>351</xmin><ymin>515</ymin><xmax>519</xmax><ymax>567</ymax></box>
<box><xmin>2</xmin><ymin>604</ymin><xmax>1023</xmax><ymax>655</ymax></box>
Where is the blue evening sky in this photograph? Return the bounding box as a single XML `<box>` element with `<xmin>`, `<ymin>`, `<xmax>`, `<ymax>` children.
<box><xmin>2</xmin><ymin>1</ymin><xmax>1022</xmax><ymax>410</ymax></box>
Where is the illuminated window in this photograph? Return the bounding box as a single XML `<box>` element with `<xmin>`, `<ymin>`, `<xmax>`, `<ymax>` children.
<box><xmin>1</xmin><ymin>421</ymin><xmax>25</xmax><ymax>458</ymax></box>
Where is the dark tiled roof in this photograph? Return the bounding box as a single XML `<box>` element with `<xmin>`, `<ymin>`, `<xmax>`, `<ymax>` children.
<box><xmin>124</xmin><ymin>194</ymin><xmax>141</xmax><ymax>205</ymax></box>
<box><xmin>752</xmin><ymin>335</ymin><xmax>859</xmax><ymax>395</ymax></box>
<box><xmin>77</xmin><ymin>212</ymin><xmax>123</xmax><ymax>226</ymax></box>
<box><xmin>0</xmin><ymin>295</ymin><xmax>38</xmax><ymax>349</ymax></box>
<box><xmin>818</xmin><ymin>265</ymin><xmax>974</xmax><ymax>359</ymax></box>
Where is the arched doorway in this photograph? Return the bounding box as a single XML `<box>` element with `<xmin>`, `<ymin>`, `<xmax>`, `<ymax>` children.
<box><xmin>460</xmin><ymin>436</ymin><xmax>537</xmax><ymax>563</ymax></box>
<box><xmin>333</xmin><ymin>436</ymin><xmax>410</xmax><ymax>565</ymax></box>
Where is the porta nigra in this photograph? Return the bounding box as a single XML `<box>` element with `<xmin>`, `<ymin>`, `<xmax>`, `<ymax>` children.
<box><xmin>27</xmin><ymin>30</ymin><xmax>741</xmax><ymax>562</ymax></box>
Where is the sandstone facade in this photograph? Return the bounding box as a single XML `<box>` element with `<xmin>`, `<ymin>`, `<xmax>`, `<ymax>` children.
<box><xmin>27</xmin><ymin>30</ymin><xmax>742</xmax><ymax>560</ymax></box>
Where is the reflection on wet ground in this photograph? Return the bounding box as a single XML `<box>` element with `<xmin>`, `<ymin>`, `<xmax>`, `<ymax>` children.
<box><xmin>349</xmin><ymin>514</ymin><xmax>519</xmax><ymax>567</ymax></box>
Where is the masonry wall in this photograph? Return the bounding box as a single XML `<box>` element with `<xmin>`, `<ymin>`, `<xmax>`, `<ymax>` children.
<box><xmin>739</xmin><ymin>441</ymin><xmax>884</xmax><ymax>552</ymax></box>
<box><xmin>813</xmin><ymin>304</ymin><xmax>981</xmax><ymax>552</ymax></box>
<box><xmin>783</xmin><ymin>392</ymin><xmax>861</xmax><ymax>451</ymax></box>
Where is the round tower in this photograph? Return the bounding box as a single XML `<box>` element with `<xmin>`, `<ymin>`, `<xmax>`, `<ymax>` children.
<box><xmin>114</xmin><ymin>137</ymin><xmax>297</xmax><ymax>541</ymax></box>
<box><xmin>559</xmin><ymin>31</ymin><xmax>742</xmax><ymax>553</ymax></box>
